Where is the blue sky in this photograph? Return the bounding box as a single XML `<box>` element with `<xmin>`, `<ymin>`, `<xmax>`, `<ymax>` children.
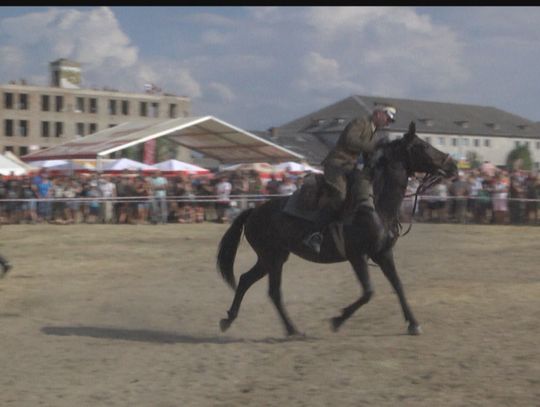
<box><xmin>1</xmin><ymin>6</ymin><xmax>539</xmax><ymax>131</ymax></box>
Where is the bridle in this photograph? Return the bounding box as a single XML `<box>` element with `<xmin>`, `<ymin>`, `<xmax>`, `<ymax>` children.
<box><xmin>397</xmin><ymin>152</ymin><xmax>451</xmax><ymax>237</ymax></box>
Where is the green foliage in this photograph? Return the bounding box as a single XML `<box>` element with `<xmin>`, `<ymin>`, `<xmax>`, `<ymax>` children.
<box><xmin>466</xmin><ymin>151</ymin><xmax>482</xmax><ymax>169</ymax></box>
<box><xmin>506</xmin><ymin>145</ymin><xmax>532</xmax><ymax>170</ymax></box>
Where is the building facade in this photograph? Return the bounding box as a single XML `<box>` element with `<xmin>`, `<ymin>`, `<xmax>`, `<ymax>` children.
<box><xmin>262</xmin><ymin>95</ymin><xmax>540</xmax><ymax>169</ymax></box>
<box><xmin>0</xmin><ymin>59</ymin><xmax>191</xmax><ymax>157</ymax></box>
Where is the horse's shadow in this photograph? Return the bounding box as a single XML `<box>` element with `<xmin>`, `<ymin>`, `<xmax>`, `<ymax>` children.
<box><xmin>41</xmin><ymin>326</ymin><xmax>317</xmax><ymax>345</ymax></box>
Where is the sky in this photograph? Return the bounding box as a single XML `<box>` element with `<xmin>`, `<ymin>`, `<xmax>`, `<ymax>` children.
<box><xmin>1</xmin><ymin>6</ymin><xmax>539</xmax><ymax>131</ymax></box>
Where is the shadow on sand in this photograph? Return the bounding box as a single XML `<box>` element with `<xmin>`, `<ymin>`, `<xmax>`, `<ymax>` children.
<box><xmin>41</xmin><ymin>326</ymin><xmax>317</xmax><ymax>345</ymax></box>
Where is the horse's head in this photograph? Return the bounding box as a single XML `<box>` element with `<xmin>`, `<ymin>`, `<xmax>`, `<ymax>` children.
<box><xmin>400</xmin><ymin>121</ymin><xmax>457</xmax><ymax>179</ymax></box>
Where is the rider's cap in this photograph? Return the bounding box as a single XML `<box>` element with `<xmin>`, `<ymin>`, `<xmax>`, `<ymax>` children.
<box><xmin>382</xmin><ymin>106</ymin><xmax>396</xmax><ymax>122</ymax></box>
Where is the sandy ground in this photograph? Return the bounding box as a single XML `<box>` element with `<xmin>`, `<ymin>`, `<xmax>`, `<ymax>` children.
<box><xmin>0</xmin><ymin>222</ymin><xmax>538</xmax><ymax>407</ymax></box>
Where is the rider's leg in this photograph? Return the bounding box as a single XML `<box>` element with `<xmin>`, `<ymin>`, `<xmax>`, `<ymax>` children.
<box><xmin>303</xmin><ymin>185</ymin><xmax>344</xmax><ymax>253</ymax></box>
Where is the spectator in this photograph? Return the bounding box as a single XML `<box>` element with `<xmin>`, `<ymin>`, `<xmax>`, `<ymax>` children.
<box><xmin>449</xmin><ymin>171</ymin><xmax>470</xmax><ymax>223</ymax></box>
<box><xmin>36</xmin><ymin>172</ymin><xmax>53</xmax><ymax>222</ymax></box>
<box><xmin>278</xmin><ymin>175</ymin><xmax>297</xmax><ymax>196</ymax></box>
<box><xmin>509</xmin><ymin>173</ymin><xmax>526</xmax><ymax>225</ymax></box>
<box><xmin>492</xmin><ymin>172</ymin><xmax>509</xmax><ymax>224</ymax></box>
<box><xmin>63</xmin><ymin>177</ymin><xmax>81</xmax><ymax>224</ymax></box>
<box><xmin>20</xmin><ymin>176</ymin><xmax>38</xmax><ymax>224</ymax></box>
<box><xmin>133</xmin><ymin>176</ymin><xmax>151</xmax><ymax>224</ymax></box>
<box><xmin>474</xmin><ymin>180</ymin><xmax>493</xmax><ymax>224</ymax></box>
<box><xmin>150</xmin><ymin>170</ymin><xmax>168</xmax><ymax>224</ymax></box>
<box><xmin>215</xmin><ymin>176</ymin><xmax>232</xmax><ymax>223</ymax></box>
<box><xmin>265</xmin><ymin>174</ymin><xmax>281</xmax><ymax>196</ymax></box>
<box><xmin>524</xmin><ymin>173</ymin><xmax>539</xmax><ymax>224</ymax></box>
<box><xmin>99</xmin><ymin>174</ymin><xmax>117</xmax><ymax>224</ymax></box>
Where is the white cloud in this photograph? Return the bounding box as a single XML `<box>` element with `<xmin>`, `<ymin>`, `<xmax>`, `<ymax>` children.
<box><xmin>206</xmin><ymin>82</ymin><xmax>236</xmax><ymax>102</ymax></box>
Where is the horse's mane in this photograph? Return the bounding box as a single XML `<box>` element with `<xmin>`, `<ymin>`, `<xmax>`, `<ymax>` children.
<box><xmin>370</xmin><ymin>137</ymin><xmax>409</xmax><ymax>235</ymax></box>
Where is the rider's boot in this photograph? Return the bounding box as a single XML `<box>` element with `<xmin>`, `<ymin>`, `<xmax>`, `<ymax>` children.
<box><xmin>303</xmin><ymin>207</ymin><xmax>336</xmax><ymax>254</ymax></box>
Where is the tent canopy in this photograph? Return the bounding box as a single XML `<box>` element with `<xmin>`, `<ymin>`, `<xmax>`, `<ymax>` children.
<box><xmin>21</xmin><ymin>116</ymin><xmax>304</xmax><ymax>164</ymax></box>
<box><xmin>0</xmin><ymin>154</ymin><xmax>29</xmax><ymax>176</ymax></box>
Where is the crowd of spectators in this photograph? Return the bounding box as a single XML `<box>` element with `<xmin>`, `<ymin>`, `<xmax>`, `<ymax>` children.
<box><xmin>403</xmin><ymin>167</ymin><xmax>540</xmax><ymax>226</ymax></box>
<box><xmin>0</xmin><ymin>165</ymin><xmax>538</xmax><ymax>226</ymax></box>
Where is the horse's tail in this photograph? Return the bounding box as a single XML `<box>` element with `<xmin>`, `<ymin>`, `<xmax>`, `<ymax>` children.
<box><xmin>217</xmin><ymin>208</ymin><xmax>254</xmax><ymax>290</ymax></box>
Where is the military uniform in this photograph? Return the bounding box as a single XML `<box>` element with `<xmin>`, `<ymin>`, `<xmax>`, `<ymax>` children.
<box><xmin>321</xmin><ymin>116</ymin><xmax>379</xmax><ymax>211</ymax></box>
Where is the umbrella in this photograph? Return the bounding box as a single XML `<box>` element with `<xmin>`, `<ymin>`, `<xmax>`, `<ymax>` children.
<box><xmin>28</xmin><ymin>159</ymin><xmax>88</xmax><ymax>171</ymax></box>
<box><xmin>273</xmin><ymin>161</ymin><xmax>323</xmax><ymax>174</ymax></box>
<box><xmin>219</xmin><ymin>162</ymin><xmax>278</xmax><ymax>178</ymax></box>
<box><xmin>102</xmin><ymin>158</ymin><xmax>157</xmax><ymax>172</ymax></box>
<box><xmin>154</xmin><ymin>159</ymin><xmax>210</xmax><ymax>175</ymax></box>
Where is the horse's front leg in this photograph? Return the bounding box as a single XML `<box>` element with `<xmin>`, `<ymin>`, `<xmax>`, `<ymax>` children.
<box><xmin>331</xmin><ymin>254</ymin><xmax>374</xmax><ymax>331</ymax></box>
<box><xmin>372</xmin><ymin>249</ymin><xmax>421</xmax><ymax>335</ymax></box>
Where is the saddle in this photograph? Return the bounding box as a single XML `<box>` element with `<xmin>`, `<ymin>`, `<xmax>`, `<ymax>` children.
<box><xmin>282</xmin><ymin>171</ymin><xmax>365</xmax><ymax>223</ymax></box>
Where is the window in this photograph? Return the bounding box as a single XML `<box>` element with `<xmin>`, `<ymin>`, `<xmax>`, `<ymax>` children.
<box><xmin>55</xmin><ymin>95</ymin><xmax>64</xmax><ymax>112</ymax></box>
<box><xmin>484</xmin><ymin>139</ymin><xmax>491</xmax><ymax>147</ymax></box>
<box><xmin>169</xmin><ymin>103</ymin><xmax>177</xmax><ymax>118</ymax></box>
<box><xmin>109</xmin><ymin>100</ymin><xmax>117</xmax><ymax>115</ymax></box>
<box><xmin>452</xmin><ymin>138</ymin><xmax>458</xmax><ymax>147</ymax></box>
<box><xmin>41</xmin><ymin>95</ymin><xmax>50</xmax><ymax>111</ymax></box>
<box><xmin>4</xmin><ymin>119</ymin><xmax>14</xmax><ymax>137</ymax></box>
<box><xmin>76</xmin><ymin>97</ymin><xmax>85</xmax><ymax>113</ymax></box>
<box><xmin>425</xmin><ymin>136</ymin><xmax>432</xmax><ymax>144</ymax></box>
<box><xmin>140</xmin><ymin>101</ymin><xmax>148</xmax><ymax>117</ymax></box>
<box><xmin>515</xmin><ymin>141</ymin><xmax>520</xmax><ymax>148</ymax></box>
<box><xmin>536</xmin><ymin>141</ymin><xmax>540</xmax><ymax>150</ymax></box>
<box><xmin>438</xmin><ymin>137</ymin><xmax>446</xmax><ymax>146</ymax></box>
<box><xmin>89</xmin><ymin>123</ymin><xmax>97</xmax><ymax>134</ymax></box>
<box><xmin>151</xmin><ymin>102</ymin><xmax>159</xmax><ymax>118</ymax></box>
<box><xmin>121</xmin><ymin>100</ymin><xmax>129</xmax><ymax>115</ymax></box>
<box><xmin>19</xmin><ymin>93</ymin><xmax>28</xmax><ymax>110</ymax></box>
<box><xmin>19</xmin><ymin>120</ymin><xmax>28</xmax><ymax>137</ymax></box>
<box><xmin>4</xmin><ymin>92</ymin><xmax>14</xmax><ymax>109</ymax></box>
<box><xmin>19</xmin><ymin>146</ymin><xmax>28</xmax><ymax>156</ymax></box>
<box><xmin>4</xmin><ymin>146</ymin><xmax>14</xmax><ymax>153</ymax></box>
<box><xmin>41</xmin><ymin>121</ymin><xmax>50</xmax><ymax>137</ymax></box>
<box><xmin>76</xmin><ymin>122</ymin><xmax>85</xmax><ymax>137</ymax></box>
<box><xmin>473</xmin><ymin>139</ymin><xmax>480</xmax><ymax>147</ymax></box>
<box><xmin>55</xmin><ymin>122</ymin><xmax>63</xmax><ymax>138</ymax></box>
<box><xmin>89</xmin><ymin>98</ymin><xmax>98</xmax><ymax>114</ymax></box>
<box><xmin>462</xmin><ymin>138</ymin><xmax>469</xmax><ymax>146</ymax></box>
<box><xmin>525</xmin><ymin>141</ymin><xmax>530</xmax><ymax>148</ymax></box>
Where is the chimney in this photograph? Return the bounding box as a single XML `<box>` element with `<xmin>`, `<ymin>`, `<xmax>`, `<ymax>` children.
<box><xmin>50</xmin><ymin>58</ymin><xmax>81</xmax><ymax>89</ymax></box>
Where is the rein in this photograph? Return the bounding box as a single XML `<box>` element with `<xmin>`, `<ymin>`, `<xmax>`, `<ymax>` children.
<box><xmin>397</xmin><ymin>154</ymin><xmax>450</xmax><ymax>237</ymax></box>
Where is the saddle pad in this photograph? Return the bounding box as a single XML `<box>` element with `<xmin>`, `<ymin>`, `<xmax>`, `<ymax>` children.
<box><xmin>282</xmin><ymin>189</ymin><xmax>319</xmax><ymax>222</ymax></box>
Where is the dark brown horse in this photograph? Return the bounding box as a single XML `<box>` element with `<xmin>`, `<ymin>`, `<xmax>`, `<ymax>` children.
<box><xmin>217</xmin><ymin>122</ymin><xmax>457</xmax><ymax>337</ymax></box>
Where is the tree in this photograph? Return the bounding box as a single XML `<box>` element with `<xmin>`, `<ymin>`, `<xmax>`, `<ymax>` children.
<box><xmin>506</xmin><ymin>145</ymin><xmax>532</xmax><ymax>170</ymax></box>
<box><xmin>466</xmin><ymin>151</ymin><xmax>482</xmax><ymax>169</ymax></box>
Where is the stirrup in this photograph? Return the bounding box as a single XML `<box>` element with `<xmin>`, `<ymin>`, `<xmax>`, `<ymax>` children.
<box><xmin>303</xmin><ymin>232</ymin><xmax>323</xmax><ymax>254</ymax></box>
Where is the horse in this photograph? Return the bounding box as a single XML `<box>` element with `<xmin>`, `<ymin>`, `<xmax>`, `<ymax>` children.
<box><xmin>216</xmin><ymin>122</ymin><xmax>457</xmax><ymax>337</ymax></box>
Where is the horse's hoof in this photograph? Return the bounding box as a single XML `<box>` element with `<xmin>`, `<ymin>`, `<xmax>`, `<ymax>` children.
<box><xmin>408</xmin><ymin>324</ymin><xmax>422</xmax><ymax>335</ymax></box>
<box><xmin>287</xmin><ymin>331</ymin><xmax>306</xmax><ymax>339</ymax></box>
<box><xmin>330</xmin><ymin>317</ymin><xmax>343</xmax><ymax>332</ymax></box>
<box><xmin>219</xmin><ymin>318</ymin><xmax>232</xmax><ymax>332</ymax></box>
<box><xmin>0</xmin><ymin>263</ymin><xmax>12</xmax><ymax>278</ymax></box>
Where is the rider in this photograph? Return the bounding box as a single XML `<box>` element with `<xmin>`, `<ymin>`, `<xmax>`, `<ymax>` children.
<box><xmin>303</xmin><ymin>105</ymin><xmax>397</xmax><ymax>253</ymax></box>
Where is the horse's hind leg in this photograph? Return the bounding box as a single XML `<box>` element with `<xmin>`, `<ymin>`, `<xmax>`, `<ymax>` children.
<box><xmin>331</xmin><ymin>254</ymin><xmax>373</xmax><ymax>331</ymax></box>
<box><xmin>220</xmin><ymin>260</ymin><xmax>267</xmax><ymax>332</ymax></box>
<box><xmin>0</xmin><ymin>254</ymin><xmax>12</xmax><ymax>278</ymax></box>
<box><xmin>373</xmin><ymin>249</ymin><xmax>421</xmax><ymax>335</ymax></box>
<box><xmin>266</xmin><ymin>256</ymin><xmax>302</xmax><ymax>337</ymax></box>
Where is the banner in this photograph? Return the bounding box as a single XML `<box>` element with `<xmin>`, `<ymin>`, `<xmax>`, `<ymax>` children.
<box><xmin>143</xmin><ymin>139</ymin><xmax>156</xmax><ymax>164</ymax></box>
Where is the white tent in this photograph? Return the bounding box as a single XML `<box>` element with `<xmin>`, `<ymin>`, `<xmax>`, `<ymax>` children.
<box><xmin>154</xmin><ymin>159</ymin><xmax>210</xmax><ymax>174</ymax></box>
<box><xmin>273</xmin><ymin>161</ymin><xmax>323</xmax><ymax>174</ymax></box>
<box><xmin>3</xmin><ymin>151</ymin><xmax>38</xmax><ymax>172</ymax></box>
<box><xmin>102</xmin><ymin>158</ymin><xmax>157</xmax><ymax>172</ymax></box>
<box><xmin>0</xmin><ymin>154</ymin><xmax>28</xmax><ymax>176</ymax></box>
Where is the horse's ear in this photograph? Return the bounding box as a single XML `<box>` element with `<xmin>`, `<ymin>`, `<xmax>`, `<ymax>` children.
<box><xmin>404</xmin><ymin>121</ymin><xmax>416</xmax><ymax>143</ymax></box>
